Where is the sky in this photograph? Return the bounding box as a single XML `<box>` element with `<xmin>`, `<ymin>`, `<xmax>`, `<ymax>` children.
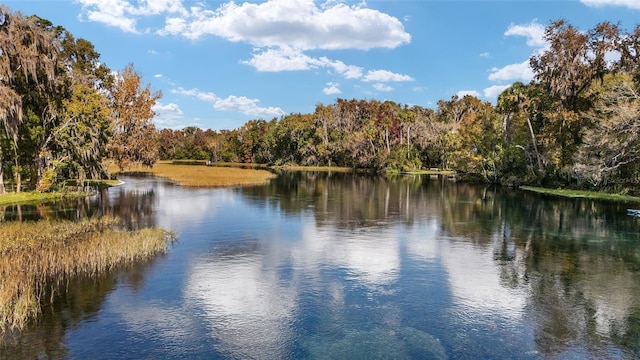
<box><xmin>5</xmin><ymin>0</ymin><xmax>640</xmax><ymax>131</ymax></box>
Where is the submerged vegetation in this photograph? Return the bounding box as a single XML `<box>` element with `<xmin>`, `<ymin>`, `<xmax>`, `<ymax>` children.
<box><xmin>520</xmin><ymin>186</ymin><xmax>640</xmax><ymax>203</ymax></box>
<box><xmin>0</xmin><ymin>217</ymin><xmax>173</xmax><ymax>335</ymax></box>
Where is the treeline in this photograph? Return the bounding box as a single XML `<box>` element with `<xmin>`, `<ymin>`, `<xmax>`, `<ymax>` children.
<box><xmin>160</xmin><ymin>20</ymin><xmax>640</xmax><ymax>194</ymax></box>
<box><xmin>2</xmin><ymin>4</ymin><xmax>639</xmax><ymax>195</ymax></box>
<box><xmin>0</xmin><ymin>6</ymin><xmax>159</xmax><ymax>193</ymax></box>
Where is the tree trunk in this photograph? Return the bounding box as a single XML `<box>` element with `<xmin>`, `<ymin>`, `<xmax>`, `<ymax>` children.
<box><xmin>526</xmin><ymin>116</ymin><xmax>543</xmax><ymax>169</ymax></box>
<box><xmin>0</xmin><ymin>164</ymin><xmax>5</xmax><ymax>194</ymax></box>
<box><xmin>385</xmin><ymin>128</ymin><xmax>390</xmax><ymax>155</ymax></box>
<box><xmin>13</xmin><ymin>154</ymin><xmax>21</xmax><ymax>193</ymax></box>
<box><xmin>406</xmin><ymin>125</ymin><xmax>411</xmax><ymax>159</ymax></box>
<box><xmin>0</xmin><ymin>147</ymin><xmax>5</xmax><ymax>194</ymax></box>
<box><xmin>15</xmin><ymin>172</ymin><xmax>21</xmax><ymax>193</ymax></box>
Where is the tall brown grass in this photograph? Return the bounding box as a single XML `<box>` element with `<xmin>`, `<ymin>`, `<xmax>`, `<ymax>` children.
<box><xmin>115</xmin><ymin>161</ymin><xmax>276</xmax><ymax>187</ymax></box>
<box><xmin>0</xmin><ymin>217</ymin><xmax>173</xmax><ymax>335</ymax></box>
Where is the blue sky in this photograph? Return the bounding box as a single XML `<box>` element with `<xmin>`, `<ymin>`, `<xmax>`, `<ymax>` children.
<box><xmin>5</xmin><ymin>0</ymin><xmax>640</xmax><ymax>130</ymax></box>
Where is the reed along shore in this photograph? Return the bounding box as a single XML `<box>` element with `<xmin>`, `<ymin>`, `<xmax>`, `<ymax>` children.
<box><xmin>0</xmin><ymin>217</ymin><xmax>174</xmax><ymax>336</ymax></box>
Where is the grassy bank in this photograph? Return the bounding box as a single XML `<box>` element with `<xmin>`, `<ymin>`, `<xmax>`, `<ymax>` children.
<box><xmin>0</xmin><ymin>217</ymin><xmax>173</xmax><ymax>335</ymax></box>
<box><xmin>520</xmin><ymin>186</ymin><xmax>640</xmax><ymax>203</ymax></box>
<box><xmin>0</xmin><ymin>180</ymin><xmax>122</xmax><ymax>206</ymax></box>
<box><xmin>0</xmin><ymin>191</ymin><xmax>87</xmax><ymax>206</ymax></box>
<box><xmin>116</xmin><ymin>161</ymin><xmax>276</xmax><ymax>187</ymax></box>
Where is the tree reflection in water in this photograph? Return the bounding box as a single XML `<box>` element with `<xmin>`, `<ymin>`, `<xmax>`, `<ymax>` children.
<box><xmin>1</xmin><ymin>172</ymin><xmax>639</xmax><ymax>358</ymax></box>
<box><xmin>241</xmin><ymin>171</ymin><xmax>640</xmax><ymax>357</ymax></box>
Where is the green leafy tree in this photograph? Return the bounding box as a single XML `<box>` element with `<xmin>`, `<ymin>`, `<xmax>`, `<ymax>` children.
<box><xmin>445</xmin><ymin>95</ymin><xmax>502</xmax><ymax>182</ymax></box>
<box><xmin>55</xmin><ymin>84</ymin><xmax>111</xmax><ymax>184</ymax></box>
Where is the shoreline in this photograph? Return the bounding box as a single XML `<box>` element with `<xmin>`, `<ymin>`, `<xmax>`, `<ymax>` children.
<box><xmin>520</xmin><ymin>185</ymin><xmax>640</xmax><ymax>203</ymax></box>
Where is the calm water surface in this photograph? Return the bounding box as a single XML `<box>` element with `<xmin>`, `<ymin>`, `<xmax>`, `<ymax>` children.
<box><xmin>2</xmin><ymin>172</ymin><xmax>640</xmax><ymax>359</ymax></box>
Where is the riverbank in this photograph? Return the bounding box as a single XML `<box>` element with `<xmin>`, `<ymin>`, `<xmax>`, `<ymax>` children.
<box><xmin>0</xmin><ymin>191</ymin><xmax>87</xmax><ymax>206</ymax></box>
<box><xmin>520</xmin><ymin>186</ymin><xmax>640</xmax><ymax>203</ymax></box>
<box><xmin>0</xmin><ymin>217</ymin><xmax>173</xmax><ymax>336</ymax></box>
<box><xmin>0</xmin><ymin>180</ymin><xmax>122</xmax><ymax>206</ymax></box>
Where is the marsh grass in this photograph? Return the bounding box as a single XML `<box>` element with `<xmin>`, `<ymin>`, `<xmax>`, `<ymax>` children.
<box><xmin>116</xmin><ymin>161</ymin><xmax>276</xmax><ymax>187</ymax></box>
<box><xmin>521</xmin><ymin>186</ymin><xmax>640</xmax><ymax>203</ymax></box>
<box><xmin>0</xmin><ymin>217</ymin><xmax>173</xmax><ymax>335</ymax></box>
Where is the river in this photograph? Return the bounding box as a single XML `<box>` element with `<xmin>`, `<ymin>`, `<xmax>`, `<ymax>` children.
<box><xmin>1</xmin><ymin>171</ymin><xmax>639</xmax><ymax>359</ymax></box>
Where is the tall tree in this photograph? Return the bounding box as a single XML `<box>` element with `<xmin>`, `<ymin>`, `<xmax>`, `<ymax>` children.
<box><xmin>445</xmin><ymin>95</ymin><xmax>502</xmax><ymax>181</ymax></box>
<box><xmin>0</xmin><ymin>6</ymin><xmax>59</xmax><ymax>192</ymax></box>
<box><xmin>573</xmin><ymin>75</ymin><xmax>640</xmax><ymax>187</ymax></box>
<box><xmin>56</xmin><ymin>84</ymin><xmax>111</xmax><ymax>182</ymax></box>
<box><xmin>497</xmin><ymin>82</ymin><xmax>544</xmax><ymax>172</ymax></box>
<box><xmin>530</xmin><ymin>19</ymin><xmax>618</xmax><ymax>112</ymax></box>
<box><xmin>107</xmin><ymin>64</ymin><xmax>161</xmax><ymax>170</ymax></box>
<box><xmin>530</xmin><ymin>20</ymin><xmax>620</xmax><ymax>172</ymax></box>
<box><xmin>60</xmin><ymin>31</ymin><xmax>112</xmax><ymax>88</ymax></box>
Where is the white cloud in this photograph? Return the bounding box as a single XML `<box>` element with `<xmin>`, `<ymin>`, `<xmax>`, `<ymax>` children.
<box><xmin>243</xmin><ymin>47</ymin><xmax>316</xmax><ymax>72</ymax></box>
<box><xmin>325</xmin><ymin>58</ymin><xmax>363</xmax><ymax>79</ymax></box>
<box><xmin>504</xmin><ymin>20</ymin><xmax>547</xmax><ymax>48</ymax></box>
<box><xmin>131</xmin><ymin>0</ymin><xmax>187</xmax><ymax>16</ymax></box>
<box><xmin>491</xmin><ymin>21</ymin><xmax>545</xmax><ymax>88</ymax></box>
<box><xmin>152</xmin><ymin>101</ymin><xmax>185</xmax><ymax>128</ymax></box>
<box><xmin>154</xmin><ymin>74</ymin><xmax>163</xmax><ymax>78</ymax></box>
<box><xmin>480</xmin><ymin>52</ymin><xmax>490</xmax><ymax>58</ymax></box>
<box><xmin>488</xmin><ymin>61</ymin><xmax>534</xmax><ymax>82</ymax></box>
<box><xmin>160</xmin><ymin>0</ymin><xmax>410</xmax><ymax>49</ymax></box>
<box><xmin>171</xmin><ymin>87</ymin><xmax>218</xmax><ymax>102</ymax></box>
<box><xmin>84</xmin><ymin>8</ymin><xmax>137</xmax><ymax>33</ymax></box>
<box><xmin>373</xmin><ymin>83</ymin><xmax>393</xmax><ymax>92</ymax></box>
<box><xmin>214</xmin><ymin>96</ymin><xmax>285</xmax><ymax>118</ymax></box>
<box><xmin>242</xmin><ymin>47</ymin><xmax>365</xmax><ymax>80</ymax></box>
<box><xmin>323</xmin><ymin>82</ymin><xmax>341</xmax><ymax>95</ymax></box>
<box><xmin>77</xmin><ymin>1</ymin><xmax>409</xmax><ymax>85</ymax></box>
<box><xmin>76</xmin><ymin>0</ymin><xmax>186</xmax><ymax>32</ymax></box>
<box><xmin>172</xmin><ymin>87</ymin><xmax>283</xmax><ymax>118</ymax></box>
<box><xmin>483</xmin><ymin>85</ymin><xmax>511</xmax><ymax>99</ymax></box>
<box><xmin>581</xmin><ymin>0</ymin><xmax>640</xmax><ymax>9</ymax></box>
<box><xmin>162</xmin><ymin>16</ymin><xmax>187</xmax><ymax>35</ymax></box>
<box><xmin>455</xmin><ymin>90</ymin><xmax>481</xmax><ymax>98</ymax></box>
<box><xmin>363</xmin><ymin>70</ymin><xmax>414</xmax><ymax>82</ymax></box>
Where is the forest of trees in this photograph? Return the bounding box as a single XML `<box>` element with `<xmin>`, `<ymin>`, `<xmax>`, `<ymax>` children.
<box><xmin>0</xmin><ymin>6</ymin><xmax>158</xmax><ymax>193</ymax></box>
<box><xmin>2</xmin><ymin>4</ymin><xmax>639</xmax><ymax>195</ymax></box>
<box><xmin>160</xmin><ymin>19</ymin><xmax>640</xmax><ymax>194</ymax></box>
